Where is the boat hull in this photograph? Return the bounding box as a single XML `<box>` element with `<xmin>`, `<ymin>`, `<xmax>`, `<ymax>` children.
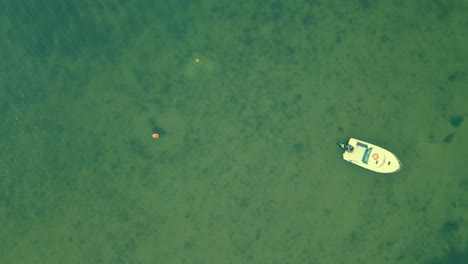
<box><xmin>340</xmin><ymin>138</ymin><xmax>402</xmax><ymax>173</ymax></box>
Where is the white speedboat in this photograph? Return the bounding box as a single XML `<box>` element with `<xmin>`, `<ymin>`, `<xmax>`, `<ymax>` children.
<box><xmin>338</xmin><ymin>138</ymin><xmax>402</xmax><ymax>173</ymax></box>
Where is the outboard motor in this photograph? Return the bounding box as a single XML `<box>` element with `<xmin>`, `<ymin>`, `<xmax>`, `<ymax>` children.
<box><xmin>344</xmin><ymin>144</ymin><xmax>354</xmax><ymax>152</ymax></box>
<box><xmin>338</xmin><ymin>142</ymin><xmax>354</xmax><ymax>152</ymax></box>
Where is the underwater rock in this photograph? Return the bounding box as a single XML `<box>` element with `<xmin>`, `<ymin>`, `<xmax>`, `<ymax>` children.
<box><xmin>449</xmin><ymin>115</ymin><xmax>464</xmax><ymax>128</ymax></box>
<box><xmin>448</xmin><ymin>73</ymin><xmax>457</xmax><ymax>82</ymax></box>
<box><xmin>441</xmin><ymin>220</ymin><xmax>459</xmax><ymax>235</ymax></box>
<box><xmin>293</xmin><ymin>143</ymin><xmax>304</xmax><ymax>153</ymax></box>
<box><xmin>443</xmin><ymin>133</ymin><xmax>455</xmax><ymax>144</ymax></box>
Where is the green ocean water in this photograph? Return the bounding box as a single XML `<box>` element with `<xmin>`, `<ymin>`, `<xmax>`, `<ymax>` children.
<box><xmin>1</xmin><ymin>0</ymin><xmax>467</xmax><ymax>263</ymax></box>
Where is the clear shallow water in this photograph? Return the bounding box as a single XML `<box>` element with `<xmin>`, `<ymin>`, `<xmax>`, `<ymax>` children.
<box><xmin>1</xmin><ymin>0</ymin><xmax>467</xmax><ymax>263</ymax></box>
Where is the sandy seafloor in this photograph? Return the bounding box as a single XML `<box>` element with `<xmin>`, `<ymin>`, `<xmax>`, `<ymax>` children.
<box><xmin>0</xmin><ymin>0</ymin><xmax>467</xmax><ymax>263</ymax></box>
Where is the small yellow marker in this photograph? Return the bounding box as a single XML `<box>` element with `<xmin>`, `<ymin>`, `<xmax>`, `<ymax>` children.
<box><xmin>195</xmin><ymin>58</ymin><xmax>200</xmax><ymax>62</ymax></box>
